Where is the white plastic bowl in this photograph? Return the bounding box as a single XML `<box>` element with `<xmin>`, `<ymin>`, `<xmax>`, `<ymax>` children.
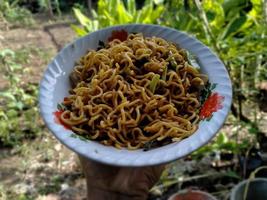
<box><xmin>39</xmin><ymin>24</ymin><xmax>232</xmax><ymax>167</ymax></box>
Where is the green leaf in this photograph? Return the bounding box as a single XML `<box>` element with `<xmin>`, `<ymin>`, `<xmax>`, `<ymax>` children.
<box><xmin>73</xmin><ymin>7</ymin><xmax>92</xmax><ymax>27</ymax></box>
<box><xmin>206</xmin><ymin>11</ymin><xmax>216</xmax><ymax>21</ymax></box>
<box><xmin>192</xmin><ymin>145</ymin><xmax>213</xmax><ymax>158</ymax></box>
<box><xmin>71</xmin><ymin>133</ymin><xmax>91</xmax><ymax>141</ymax></box>
<box><xmin>130</xmin><ymin>0</ymin><xmax>164</xmax><ymax>24</ymax></box>
<box><xmin>206</xmin><ymin>114</ymin><xmax>213</xmax><ymax>121</ymax></box>
<box><xmin>0</xmin><ymin>111</ymin><xmax>8</xmax><ymax>120</ymax></box>
<box><xmin>211</xmin><ymin>83</ymin><xmax>217</xmax><ymax>90</ymax></box>
<box><xmin>222</xmin><ymin>0</ymin><xmax>247</xmax><ymax>15</ymax></box>
<box><xmin>186</xmin><ymin>50</ymin><xmax>197</xmax><ymax>66</ymax></box>
<box><xmin>133</xmin><ymin>11</ymin><xmax>141</xmax><ymax>23</ymax></box>
<box><xmin>57</xmin><ymin>103</ymin><xmax>67</xmax><ymax>111</ymax></box>
<box><xmin>108</xmin><ymin>0</ymin><xmax>118</xmax><ymax>14</ymax></box>
<box><xmin>221</xmin><ymin>141</ymin><xmax>239</xmax><ymax>152</ymax></box>
<box><xmin>70</xmin><ymin>24</ymin><xmax>87</xmax><ymax>36</ymax></box>
<box><xmin>162</xmin><ymin>66</ymin><xmax>167</xmax><ymax>81</ymax></box>
<box><xmin>7</xmin><ymin>101</ymin><xmax>24</xmax><ymax>110</ymax></box>
<box><xmin>0</xmin><ymin>49</ymin><xmax>15</xmax><ymax>58</ymax></box>
<box><xmin>92</xmin><ymin>20</ymin><xmax>99</xmax><ymax>31</ymax></box>
<box><xmin>248</xmin><ymin>126</ymin><xmax>258</xmax><ymax>135</ymax></box>
<box><xmin>79</xmin><ymin>135</ymin><xmax>89</xmax><ymax>142</ymax></box>
<box><xmin>0</xmin><ymin>92</ymin><xmax>16</xmax><ymax>101</ymax></box>
<box><xmin>103</xmin><ymin>10</ymin><xmax>116</xmax><ymax>24</ymax></box>
<box><xmin>117</xmin><ymin>2</ymin><xmax>132</xmax><ymax>24</ymax></box>
<box><xmin>91</xmin><ymin>9</ymin><xmax>98</xmax><ymax>18</ymax></box>
<box><xmin>149</xmin><ymin>74</ymin><xmax>160</xmax><ymax>93</ymax></box>
<box><xmin>127</xmin><ymin>0</ymin><xmax>136</xmax><ymax>15</ymax></box>
<box><xmin>153</xmin><ymin>0</ymin><xmax>164</xmax><ymax>4</ymax></box>
<box><xmin>139</xmin><ymin>5</ymin><xmax>152</xmax><ymax>23</ymax></box>
<box><xmin>225</xmin><ymin>170</ymin><xmax>241</xmax><ymax>179</ymax></box>
<box><xmin>221</xmin><ymin>14</ymin><xmax>247</xmax><ymax>39</ymax></box>
<box><xmin>7</xmin><ymin>109</ymin><xmax>18</xmax><ymax>118</ymax></box>
<box><xmin>144</xmin><ymin>0</ymin><xmax>153</xmax><ymax>6</ymax></box>
<box><xmin>10</xmin><ymin>63</ymin><xmax>22</xmax><ymax>71</ymax></box>
<box><xmin>203</xmin><ymin>0</ymin><xmax>225</xmax><ymax>28</ymax></box>
<box><xmin>97</xmin><ymin>0</ymin><xmax>107</xmax><ymax>17</ymax></box>
<box><xmin>149</xmin><ymin>5</ymin><xmax>164</xmax><ymax>22</ymax></box>
<box><xmin>143</xmin><ymin>139</ymin><xmax>156</xmax><ymax>151</ymax></box>
<box><xmin>98</xmin><ymin>40</ymin><xmax>105</xmax><ymax>48</ymax></box>
<box><xmin>216</xmin><ymin>132</ymin><xmax>228</xmax><ymax>146</ymax></box>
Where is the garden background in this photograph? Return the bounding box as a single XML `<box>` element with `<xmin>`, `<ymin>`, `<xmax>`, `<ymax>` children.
<box><xmin>0</xmin><ymin>0</ymin><xmax>267</xmax><ymax>199</ymax></box>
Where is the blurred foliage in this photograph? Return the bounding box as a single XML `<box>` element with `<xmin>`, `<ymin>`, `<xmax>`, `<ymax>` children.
<box><xmin>37</xmin><ymin>0</ymin><xmax>61</xmax><ymax>16</ymax></box>
<box><xmin>163</xmin><ymin>0</ymin><xmax>267</xmax><ymax>87</ymax></box>
<box><xmin>0</xmin><ymin>49</ymin><xmax>41</xmax><ymax>147</ymax></box>
<box><xmin>163</xmin><ymin>0</ymin><xmax>267</xmax><ymax>158</ymax></box>
<box><xmin>0</xmin><ymin>0</ymin><xmax>34</xmax><ymax>26</ymax></box>
<box><xmin>71</xmin><ymin>0</ymin><xmax>165</xmax><ymax>36</ymax></box>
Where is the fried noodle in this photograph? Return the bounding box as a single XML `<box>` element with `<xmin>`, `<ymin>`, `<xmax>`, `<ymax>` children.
<box><xmin>59</xmin><ymin>33</ymin><xmax>208</xmax><ymax>150</ymax></box>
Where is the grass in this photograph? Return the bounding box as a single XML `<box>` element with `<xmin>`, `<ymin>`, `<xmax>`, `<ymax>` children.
<box><xmin>0</xmin><ymin>2</ymin><xmax>35</xmax><ymax>28</ymax></box>
<box><xmin>14</xmin><ymin>46</ymin><xmax>52</xmax><ymax>65</ymax></box>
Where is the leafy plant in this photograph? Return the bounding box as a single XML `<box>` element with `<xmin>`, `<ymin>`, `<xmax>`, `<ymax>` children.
<box><xmin>0</xmin><ymin>49</ymin><xmax>41</xmax><ymax>147</ymax></box>
<box><xmin>164</xmin><ymin>0</ymin><xmax>266</xmax><ymax>155</ymax></box>
<box><xmin>0</xmin><ymin>0</ymin><xmax>34</xmax><ymax>26</ymax></box>
<box><xmin>71</xmin><ymin>0</ymin><xmax>165</xmax><ymax>36</ymax></box>
<box><xmin>38</xmin><ymin>0</ymin><xmax>61</xmax><ymax>17</ymax></box>
<box><xmin>192</xmin><ymin>132</ymin><xmax>238</xmax><ymax>159</ymax></box>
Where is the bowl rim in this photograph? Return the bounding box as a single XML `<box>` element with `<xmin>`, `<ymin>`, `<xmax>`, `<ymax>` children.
<box><xmin>39</xmin><ymin>24</ymin><xmax>232</xmax><ymax>167</ymax></box>
<box><xmin>230</xmin><ymin>177</ymin><xmax>267</xmax><ymax>200</ymax></box>
<box><xmin>168</xmin><ymin>189</ymin><xmax>218</xmax><ymax>200</ymax></box>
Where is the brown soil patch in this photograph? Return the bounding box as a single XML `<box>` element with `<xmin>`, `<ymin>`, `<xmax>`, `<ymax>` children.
<box><xmin>0</xmin><ymin>19</ymin><xmax>76</xmax><ymax>88</ymax></box>
<box><xmin>0</xmin><ymin>16</ymin><xmax>85</xmax><ymax>200</ymax></box>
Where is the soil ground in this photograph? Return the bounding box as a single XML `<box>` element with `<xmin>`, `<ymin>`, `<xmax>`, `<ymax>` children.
<box><xmin>0</xmin><ymin>15</ymin><xmax>88</xmax><ymax>200</ymax></box>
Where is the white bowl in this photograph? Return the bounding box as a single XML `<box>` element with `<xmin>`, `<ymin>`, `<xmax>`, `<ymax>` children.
<box><xmin>39</xmin><ymin>24</ymin><xmax>232</xmax><ymax>167</ymax></box>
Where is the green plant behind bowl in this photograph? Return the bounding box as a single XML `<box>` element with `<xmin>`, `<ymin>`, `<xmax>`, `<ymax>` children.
<box><xmin>71</xmin><ymin>0</ymin><xmax>165</xmax><ymax>36</ymax></box>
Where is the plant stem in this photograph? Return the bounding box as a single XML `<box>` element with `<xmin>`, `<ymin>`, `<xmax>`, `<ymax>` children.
<box><xmin>151</xmin><ymin>172</ymin><xmax>222</xmax><ymax>191</ymax></box>
<box><xmin>194</xmin><ymin>0</ymin><xmax>221</xmax><ymax>55</ymax></box>
<box><xmin>54</xmin><ymin>0</ymin><xmax>61</xmax><ymax>17</ymax></box>
<box><xmin>243</xmin><ymin>166</ymin><xmax>267</xmax><ymax>200</ymax></box>
<box><xmin>193</xmin><ymin>0</ymin><xmax>256</xmax><ymax>125</ymax></box>
<box><xmin>46</xmin><ymin>0</ymin><xmax>54</xmax><ymax>18</ymax></box>
<box><xmin>10</xmin><ymin>0</ymin><xmax>20</xmax><ymax>7</ymax></box>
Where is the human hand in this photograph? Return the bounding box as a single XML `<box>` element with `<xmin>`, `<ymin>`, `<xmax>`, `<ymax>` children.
<box><xmin>79</xmin><ymin>155</ymin><xmax>165</xmax><ymax>200</ymax></box>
